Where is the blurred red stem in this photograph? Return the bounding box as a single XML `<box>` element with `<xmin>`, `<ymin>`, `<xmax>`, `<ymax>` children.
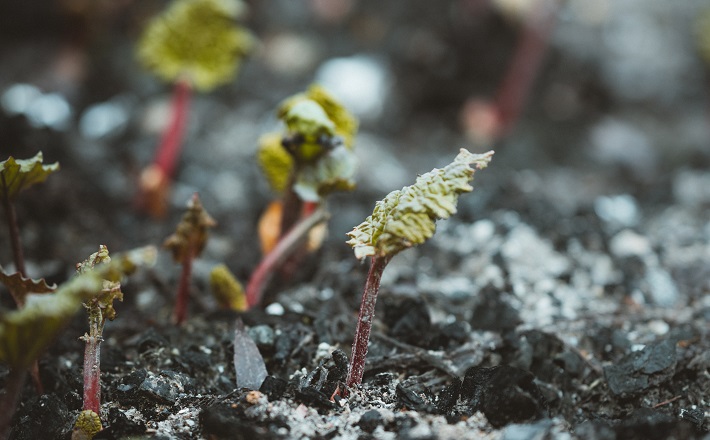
<box><xmin>493</xmin><ymin>4</ymin><xmax>557</xmax><ymax>136</ymax></box>
<box><xmin>246</xmin><ymin>207</ymin><xmax>329</xmax><ymax>308</ymax></box>
<box><xmin>155</xmin><ymin>79</ymin><xmax>192</xmax><ymax>178</ymax></box>
<box><xmin>346</xmin><ymin>255</ymin><xmax>391</xmax><ymax>390</ymax></box>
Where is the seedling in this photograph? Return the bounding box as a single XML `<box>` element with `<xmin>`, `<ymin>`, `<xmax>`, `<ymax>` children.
<box><xmin>72</xmin><ymin>245</ymin><xmax>123</xmax><ymax>438</ymax></box>
<box><xmin>0</xmin><ymin>152</ymin><xmax>59</xmax><ymax>393</ymax></box>
<box><xmin>0</xmin><ymin>247</ymin><xmax>156</xmax><ymax>439</ymax></box>
<box><xmin>247</xmin><ymin>85</ymin><xmax>358</xmax><ymax>307</ymax></box>
<box><xmin>164</xmin><ymin>193</ymin><xmax>216</xmax><ymax>324</ymax></box>
<box><xmin>344</xmin><ymin>149</ymin><xmax>493</xmax><ymax>389</ymax></box>
<box><xmin>0</xmin><ymin>152</ymin><xmax>59</xmax><ymax>280</ymax></box>
<box><xmin>136</xmin><ymin>0</ymin><xmax>254</xmax><ymax>217</ymax></box>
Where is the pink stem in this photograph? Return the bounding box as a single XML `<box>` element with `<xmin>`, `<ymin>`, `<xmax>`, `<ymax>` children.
<box><xmin>493</xmin><ymin>4</ymin><xmax>557</xmax><ymax>137</ymax></box>
<box><xmin>246</xmin><ymin>207</ymin><xmax>328</xmax><ymax>308</ymax></box>
<box><xmin>155</xmin><ymin>79</ymin><xmax>192</xmax><ymax>178</ymax></box>
<box><xmin>346</xmin><ymin>255</ymin><xmax>391</xmax><ymax>390</ymax></box>
<box><xmin>82</xmin><ymin>333</ymin><xmax>102</xmax><ymax>414</ymax></box>
<box><xmin>173</xmin><ymin>252</ymin><xmax>194</xmax><ymax>325</ymax></box>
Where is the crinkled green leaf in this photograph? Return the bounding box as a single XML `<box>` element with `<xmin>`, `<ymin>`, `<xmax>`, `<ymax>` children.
<box><xmin>257</xmin><ymin>133</ymin><xmax>293</xmax><ymax>193</ymax></box>
<box><xmin>164</xmin><ymin>193</ymin><xmax>216</xmax><ymax>262</ymax></box>
<box><xmin>293</xmin><ymin>145</ymin><xmax>357</xmax><ymax>202</ymax></box>
<box><xmin>347</xmin><ymin>149</ymin><xmax>494</xmax><ymax>260</ymax></box>
<box><xmin>0</xmin><ymin>152</ymin><xmax>59</xmax><ymax>200</ymax></box>
<box><xmin>0</xmin><ymin>266</ymin><xmax>56</xmax><ymax>308</ymax></box>
<box><xmin>77</xmin><ymin>245</ymin><xmax>123</xmax><ymax>324</ymax></box>
<box><xmin>278</xmin><ymin>84</ymin><xmax>358</xmax><ymax>148</ymax></box>
<box><xmin>137</xmin><ymin>0</ymin><xmax>255</xmax><ymax>91</ymax></box>
<box><xmin>0</xmin><ymin>246</ymin><xmax>156</xmax><ymax>369</ymax></box>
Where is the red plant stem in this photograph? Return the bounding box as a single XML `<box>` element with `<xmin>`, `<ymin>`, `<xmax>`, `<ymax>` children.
<box><xmin>173</xmin><ymin>250</ymin><xmax>194</xmax><ymax>325</ymax></box>
<box><xmin>154</xmin><ymin>79</ymin><xmax>192</xmax><ymax>179</ymax></box>
<box><xmin>82</xmin><ymin>331</ymin><xmax>102</xmax><ymax>414</ymax></box>
<box><xmin>1</xmin><ymin>175</ymin><xmax>26</xmax><ymax>279</ymax></box>
<box><xmin>301</xmin><ymin>201</ymin><xmax>318</xmax><ymax>218</ymax></box>
<box><xmin>493</xmin><ymin>4</ymin><xmax>557</xmax><ymax>137</ymax></box>
<box><xmin>346</xmin><ymin>255</ymin><xmax>391</xmax><ymax>389</ymax></box>
<box><xmin>246</xmin><ymin>207</ymin><xmax>329</xmax><ymax>308</ymax></box>
<box><xmin>0</xmin><ymin>367</ymin><xmax>28</xmax><ymax>439</ymax></box>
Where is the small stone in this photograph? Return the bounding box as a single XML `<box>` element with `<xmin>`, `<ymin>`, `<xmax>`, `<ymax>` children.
<box><xmin>265</xmin><ymin>302</ymin><xmax>285</xmax><ymax>316</ymax></box>
<box><xmin>461</xmin><ymin>365</ymin><xmax>548</xmax><ymax>428</ymax></box>
<box><xmin>609</xmin><ymin>230</ymin><xmax>652</xmax><ymax>258</ymax></box>
<box><xmin>247</xmin><ymin>325</ymin><xmax>275</xmax><ymax>347</ymax></box>
<box><xmin>245</xmin><ymin>390</ymin><xmax>266</xmax><ymax>405</ymax></box>
<box><xmin>138</xmin><ymin>370</ymin><xmax>192</xmax><ymax>404</ymax></box>
<box><xmin>358</xmin><ymin>409</ymin><xmax>383</xmax><ymax>433</ymax></box>
<box><xmin>594</xmin><ymin>194</ymin><xmax>640</xmax><ymax>230</ymax></box>
<box><xmin>259</xmin><ymin>376</ymin><xmax>287</xmax><ymax>400</ymax></box>
<box><xmin>604</xmin><ymin>339</ymin><xmax>677</xmax><ymax>397</ymax></box>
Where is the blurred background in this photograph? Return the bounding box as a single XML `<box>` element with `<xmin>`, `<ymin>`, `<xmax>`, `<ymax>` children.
<box><xmin>0</xmin><ymin>0</ymin><xmax>709</xmax><ymax>289</ymax></box>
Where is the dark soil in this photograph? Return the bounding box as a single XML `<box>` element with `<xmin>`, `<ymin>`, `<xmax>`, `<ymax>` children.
<box><xmin>1</xmin><ymin>1</ymin><xmax>710</xmax><ymax>439</ymax></box>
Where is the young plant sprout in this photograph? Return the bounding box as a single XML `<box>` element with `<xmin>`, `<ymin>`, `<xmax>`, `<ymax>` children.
<box><xmin>344</xmin><ymin>149</ymin><xmax>494</xmax><ymax>389</ymax></box>
<box><xmin>72</xmin><ymin>245</ymin><xmax>123</xmax><ymax>438</ymax></box>
<box><xmin>0</xmin><ymin>247</ymin><xmax>156</xmax><ymax>439</ymax></box>
<box><xmin>0</xmin><ymin>152</ymin><xmax>59</xmax><ymax>394</ymax></box>
<box><xmin>0</xmin><ymin>152</ymin><xmax>59</xmax><ymax>280</ymax></box>
<box><xmin>247</xmin><ymin>85</ymin><xmax>358</xmax><ymax>307</ymax></box>
<box><xmin>136</xmin><ymin>0</ymin><xmax>254</xmax><ymax>217</ymax></box>
<box><xmin>164</xmin><ymin>193</ymin><xmax>216</xmax><ymax>324</ymax></box>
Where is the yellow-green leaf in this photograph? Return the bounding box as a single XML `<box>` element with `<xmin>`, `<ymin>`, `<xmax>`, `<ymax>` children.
<box><xmin>137</xmin><ymin>0</ymin><xmax>255</xmax><ymax>91</ymax></box>
<box><xmin>0</xmin><ymin>152</ymin><xmax>59</xmax><ymax>200</ymax></box>
<box><xmin>209</xmin><ymin>264</ymin><xmax>246</xmax><ymax>311</ymax></box>
<box><xmin>257</xmin><ymin>133</ymin><xmax>293</xmax><ymax>193</ymax></box>
<box><xmin>278</xmin><ymin>84</ymin><xmax>358</xmax><ymax>148</ymax></box>
<box><xmin>347</xmin><ymin>149</ymin><xmax>494</xmax><ymax>260</ymax></box>
<box><xmin>0</xmin><ymin>266</ymin><xmax>56</xmax><ymax>308</ymax></box>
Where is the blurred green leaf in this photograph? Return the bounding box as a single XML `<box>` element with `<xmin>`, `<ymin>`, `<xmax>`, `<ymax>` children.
<box><xmin>257</xmin><ymin>133</ymin><xmax>293</xmax><ymax>193</ymax></box>
<box><xmin>293</xmin><ymin>145</ymin><xmax>357</xmax><ymax>202</ymax></box>
<box><xmin>137</xmin><ymin>0</ymin><xmax>255</xmax><ymax>91</ymax></box>
<box><xmin>0</xmin><ymin>266</ymin><xmax>56</xmax><ymax>308</ymax></box>
<box><xmin>0</xmin><ymin>152</ymin><xmax>59</xmax><ymax>200</ymax></box>
<box><xmin>0</xmin><ymin>247</ymin><xmax>156</xmax><ymax>369</ymax></box>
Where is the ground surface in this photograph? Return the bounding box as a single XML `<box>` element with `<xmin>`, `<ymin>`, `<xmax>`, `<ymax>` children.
<box><xmin>1</xmin><ymin>0</ymin><xmax>710</xmax><ymax>439</ymax></box>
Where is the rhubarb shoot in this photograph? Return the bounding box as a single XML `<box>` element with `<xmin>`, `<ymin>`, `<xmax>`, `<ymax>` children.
<box><xmin>136</xmin><ymin>0</ymin><xmax>254</xmax><ymax>217</ymax></box>
<box><xmin>345</xmin><ymin>149</ymin><xmax>493</xmax><ymax>389</ymax></box>
<box><xmin>75</xmin><ymin>245</ymin><xmax>123</xmax><ymax>420</ymax></box>
<box><xmin>164</xmin><ymin>193</ymin><xmax>216</xmax><ymax>324</ymax></box>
